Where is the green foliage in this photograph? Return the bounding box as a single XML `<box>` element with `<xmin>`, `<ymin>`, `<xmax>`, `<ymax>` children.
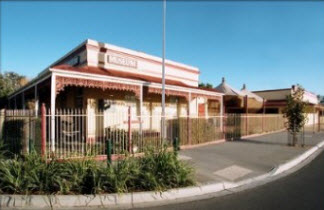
<box><xmin>283</xmin><ymin>85</ymin><xmax>307</xmax><ymax>145</ymax></box>
<box><xmin>0</xmin><ymin>147</ymin><xmax>195</xmax><ymax>195</ymax></box>
<box><xmin>198</xmin><ymin>82</ymin><xmax>214</xmax><ymax>89</ymax></box>
<box><xmin>0</xmin><ymin>72</ymin><xmax>27</xmax><ymax>108</ymax></box>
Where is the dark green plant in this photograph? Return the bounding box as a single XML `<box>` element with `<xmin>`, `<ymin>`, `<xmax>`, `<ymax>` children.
<box><xmin>0</xmin><ymin>147</ymin><xmax>195</xmax><ymax>195</ymax></box>
<box><xmin>283</xmin><ymin>85</ymin><xmax>307</xmax><ymax>146</ymax></box>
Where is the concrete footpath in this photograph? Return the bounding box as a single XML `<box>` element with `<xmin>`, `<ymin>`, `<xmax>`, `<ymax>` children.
<box><xmin>1</xmin><ymin>128</ymin><xmax>324</xmax><ymax>209</ymax></box>
<box><xmin>179</xmin><ymin>128</ymin><xmax>324</xmax><ymax>184</ymax></box>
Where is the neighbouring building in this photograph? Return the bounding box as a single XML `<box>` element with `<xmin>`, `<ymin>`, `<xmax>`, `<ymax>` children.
<box><xmin>253</xmin><ymin>85</ymin><xmax>323</xmax><ymax>125</ymax></box>
<box><xmin>214</xmin><ymin>78</ymin><xmax>265</xmax><ymax>114</ymax></box>
<box><xmin>7</xmin><ymin>39</ymin><xmax>224</xmax><ymax>141</ymax></box>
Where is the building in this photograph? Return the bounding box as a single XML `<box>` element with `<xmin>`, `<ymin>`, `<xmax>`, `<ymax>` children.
<box><xmin>253</xmin><ymin>85</ymin><xmax>322</xmax><ymax>125</ymax></box>
<box><xmin>214</xmin><ymin>78</ymin><xmax>265</xmax><ymax>114</ymax></box>
<box><xmin>7</xmin><ymin>39</ymin><xmax>224</xmax><ymax>141</ymax></box>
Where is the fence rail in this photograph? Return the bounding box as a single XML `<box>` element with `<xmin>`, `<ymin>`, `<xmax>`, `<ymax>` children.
<box><xmin>0</xmin><ymin>107</ymin><xmax>296</xmax><ymax>159</ymax></box>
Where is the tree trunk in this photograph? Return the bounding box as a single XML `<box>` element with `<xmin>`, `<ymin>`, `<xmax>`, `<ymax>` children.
<box><xmin>292</xmin><ymin>132</ymin><xmax>297</xmax><ymax>146</ymax></box>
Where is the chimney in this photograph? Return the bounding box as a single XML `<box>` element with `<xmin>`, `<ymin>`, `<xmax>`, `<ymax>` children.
<box><xmin>222</xmin><ymin>77</ymin><xmax>225</xmax><ymax>84</ymax></box>
<box><xmin>242</xmin><ymin>84</ymin><xmax>246</xmax><ymax>90</ymax></box>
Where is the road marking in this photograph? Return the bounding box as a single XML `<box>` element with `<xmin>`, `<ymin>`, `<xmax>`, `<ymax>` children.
<box><xmin>214</xmin><ymin>165</ymin><xmax>252</xmax><ymax>181</ymax></box>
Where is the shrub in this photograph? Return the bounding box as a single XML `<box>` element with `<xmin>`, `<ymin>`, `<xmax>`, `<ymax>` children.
<box><xmin>0</xmin><ymin>147</ymin><xmax>195</xmax><ymax>195</ymax></box>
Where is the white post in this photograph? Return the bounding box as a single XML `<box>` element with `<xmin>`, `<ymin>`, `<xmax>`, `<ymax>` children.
<box><xmin>161</xmin><ymin>0</ymin><xmax>166</xmax><ymax>140</ymax></box>
<box><xmin>188</xmin><ymin>92</ymin><xmax>191</xmax><ymax>117</ymax></box>
<box><xmin>139</xmin><ymin>84</ymin><xmax>143</xmax><ymax>135</ymax></box>
<box><xmin>50</xmin><ymin>74</ymin><xmax>56</xmax><ymax>152</ymax></box>
<box><xmin>34</xmin><ymin>85</ymin><xmax>39</xmax><ymax>117</ymax></box>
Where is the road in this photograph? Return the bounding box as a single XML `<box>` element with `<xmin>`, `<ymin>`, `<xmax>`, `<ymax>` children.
<box><xmin>136</xmin><ymin>149</ymin><xmax>324</xmax><ymax>210</ymax></box>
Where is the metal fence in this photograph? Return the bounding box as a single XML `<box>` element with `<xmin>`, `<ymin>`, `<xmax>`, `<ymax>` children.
<box><xmin>1</xmin><ymin>107</ymin><xmax>289</xmax><ymax>159</ymax></box>
<box><xmin>0</xmin><ymin>110</ymin><xmax>41</xmax><ymax>155</ymax></box>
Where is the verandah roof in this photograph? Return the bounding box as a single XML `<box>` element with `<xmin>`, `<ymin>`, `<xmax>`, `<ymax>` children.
<box><xmin>52</xmin><ymin>65</ymin><xmax>222</xmax><ymax>101</ymax></box>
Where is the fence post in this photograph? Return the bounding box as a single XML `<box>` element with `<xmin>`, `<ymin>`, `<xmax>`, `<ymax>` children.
<box><xmin>318</xmin><ymin>112</ymin><xmax>321</xmax><ymax>132</ymax></box>
<box><xmin>128</xmin><ymin>106</ymin><xmax>132</xmax><ymax>153</ymax></box>
<box><xmin>223</xmin><ymin>113</ymin><xmax>226</xmax><ymax>140</ymax></box>
<box><xmin>22</xmin><ymin>111</ymin><xmax>29</xmax><ymax>155</ymax></box>
<box><xmin>0</xmin><ymin>109</ymin><xmax>5</xmax><ymax>141</ymax></box>
<box><xmin>187</xmin><ymin>115</ymin><xmax>191</xmax><ymax>145</ymax></box>
<box><xmin>313</xmin><ymin>110</ymin><xmax>315</xmax><ymax>133</ymax></box>
<box><xmin>106</xmin><ymin>138</ymin><xmax>112</xmax><ymax>165</ymax></box>
<box><xmin>41</xmin><ymin>103</ymin><xmax>46</xmax><ymax>157</ymax></box>
<box><xmin>173</xmin><ymin>137</ymin><xmax>179</xmax><ymax>156</ymax></box>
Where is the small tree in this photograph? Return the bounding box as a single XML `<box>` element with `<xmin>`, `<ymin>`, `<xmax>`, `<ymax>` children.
<box><xmin>198</xmin><ymin>82</ymin><xmax>213</xmax><ymax>89</ymax></box>
<box><xmin>283</xmin><ymin>85</ymin><xmax>307</xmax><ymax>146</ymax></box>
<box><xmin>0</xmin><ymin>72</ymin><xmax>27</xmax><ymax>108</ymax></box>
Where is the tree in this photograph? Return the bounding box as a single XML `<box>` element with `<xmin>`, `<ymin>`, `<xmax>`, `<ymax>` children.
<box><xmin>199</xmin><ymin>82</ymin><xmax>213</xmax><ymax>89</ymax></box>
<box><xmin>0</xmin><ymin>72</ymin><xmax>27</xmax><ymax>108</ymax></box>
<box><xmin>283</xmin><ymin>85</ymin><xmax>307</xmax><ymax>146</ymax></box>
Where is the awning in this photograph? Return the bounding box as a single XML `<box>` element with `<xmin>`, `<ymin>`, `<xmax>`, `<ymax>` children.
<box><xmin>56</xmin><ymin>76</ymin><xmax>141</xmax><ymax>98</ymax></box>
<box><xmin>147</xmin><ymin>87</ymin><xmax>189</xmax><ymax>100</ymax></box>
<box><xmin>148</xmin><ymin>87</ymin><xmax>221</xmax><ymax>101</ymax></box>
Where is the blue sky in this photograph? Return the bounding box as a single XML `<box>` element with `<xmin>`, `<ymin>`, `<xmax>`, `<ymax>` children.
<box><xmin>1</xmin><ymin>1</ymin><xmax>324</xmax><ymax>95</ymax></box>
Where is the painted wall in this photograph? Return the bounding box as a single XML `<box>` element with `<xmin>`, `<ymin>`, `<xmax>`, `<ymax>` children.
<box><xmin>254</xmin><ymin>89</ymin><xmax>292</xmax><ymax>101</ymax></box>
<box><xmin>86</xmin><ymin>40</ymin><xmax>200</xmax><ymax>87</ymax></box>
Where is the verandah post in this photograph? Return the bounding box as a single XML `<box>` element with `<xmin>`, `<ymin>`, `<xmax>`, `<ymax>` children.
<box><xmin>187</xmin><ymin>92</ymin><xmax>192</xmax><ymax>145</ymax></box>
<box><xmin>41</xmin><ymin>103</ymin><xmax>46</xmax><ymax>157</ymax></box>
<box><xmin>128</xmin><ymin>106</ymin><xmax>132</xmax><ymax>153</ymax></box>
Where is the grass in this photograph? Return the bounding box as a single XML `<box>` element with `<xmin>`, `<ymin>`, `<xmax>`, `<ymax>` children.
<box><xmin>0</xmin><ymin>146</ymin><xmax>195</xmax><ymax>195</ymax></box>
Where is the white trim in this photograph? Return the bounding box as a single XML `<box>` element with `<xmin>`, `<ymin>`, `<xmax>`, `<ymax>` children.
<box><xmin>37</xmin><ymin>40</ymin><xmax>88</xmax><ymax>78</ymax></box>
<box><xmin>139</xmin><ymin>84</ymin><xmax>143</xmax><ymax>135</ymax></box>
<box><xmin>188</xmin><ymin>92</ymin><xmax>191</xmax><ymax>116</ymax></box>
<box><xmin>50</xmin><ymin>74</ymin><xmax>56</xmax><ymax>152</ymax></box>
<box><xmin>50</xmin><ymin>68</ymin><xmax>223</xmax><ymax>98</ymax></box>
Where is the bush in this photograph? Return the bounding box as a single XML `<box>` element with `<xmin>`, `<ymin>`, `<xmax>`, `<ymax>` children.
<box><xmin>0</xmin><ymin>147</ymin><xmax>195</xmax><ymax>195</ymax></box>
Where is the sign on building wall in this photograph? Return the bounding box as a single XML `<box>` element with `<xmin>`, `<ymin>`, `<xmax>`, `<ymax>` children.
<box><xmin>107</xmin><ymin>54</ymin><xmax>138</xmax><ymax>68</ymax></box>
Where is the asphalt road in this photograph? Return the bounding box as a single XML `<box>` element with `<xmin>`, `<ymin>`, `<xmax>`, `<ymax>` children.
<box><xmin>137</xmin><ymin>149</ymin><xmax>324</xmax><ymax>210</ymax></box>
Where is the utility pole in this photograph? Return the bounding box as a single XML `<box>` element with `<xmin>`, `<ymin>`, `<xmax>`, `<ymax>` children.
<box><xmin>161</xmin><ymin>0</ymin><xmax>166</xmax><ymax>141</ymax></box>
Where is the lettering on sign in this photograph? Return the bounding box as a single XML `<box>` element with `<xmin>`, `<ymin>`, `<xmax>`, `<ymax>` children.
<box><xmin>107</xmin><ymin>55</ymin><xmax>137</xmax><ymax>68</ymax></box>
